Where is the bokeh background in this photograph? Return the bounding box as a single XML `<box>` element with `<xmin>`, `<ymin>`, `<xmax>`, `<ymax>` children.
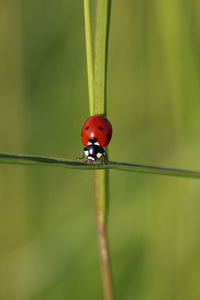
<box><xmin>0</xmin><ymin>1</ymin><xmax>200</xmax><ymax>299</ymax></box>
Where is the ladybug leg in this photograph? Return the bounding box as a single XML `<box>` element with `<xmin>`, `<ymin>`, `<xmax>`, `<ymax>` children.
<box><xmin>76</xmin><ymin>150</ymin><xmax>85</xmax><ymax>161</ymax></box>
<box><xmin>101</xmin><ymin>150</ymin><xmax>108</xmax><ymax>164</ymax></box>
<box><xmin>86</xmin><ymin>159</ymin><xmax>94</xmax><ymax>165</ymax></box>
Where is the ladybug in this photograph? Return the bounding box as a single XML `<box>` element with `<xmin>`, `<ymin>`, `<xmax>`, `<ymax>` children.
<box><xmin>80</xmin><ymin>114</ymin><xmax>112</xmax><ymax>163</ymax></box>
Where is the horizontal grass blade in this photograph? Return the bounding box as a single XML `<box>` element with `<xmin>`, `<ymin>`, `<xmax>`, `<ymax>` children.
<box><xmin>0</xmin><ymin>152</ymin><xmax>199</xmax><ymax>179</ymax></box>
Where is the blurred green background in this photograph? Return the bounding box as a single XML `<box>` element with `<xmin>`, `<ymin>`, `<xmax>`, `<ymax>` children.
<box><xmin>0</xmin><ymin>1</ymin><xmax>200</xmax><ymax>299</ymax></box>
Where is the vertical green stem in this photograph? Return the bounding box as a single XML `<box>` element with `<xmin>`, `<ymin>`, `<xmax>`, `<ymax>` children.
<box><xmin>93</xmin><ymin>1</ymin><xmax>113</xmax><ymax>300</ymax></box>
<box><xmin>94</xmin><ymin>0</ymin><xmax>112</xmax><ymax>114</ymax></box>
<box><xmin>83</xmin><ymin>1</ymin><xmax>113</xmax><ymax>299</ymax></box>
<box><xmin>94</xmin><ymin>169</ymin><xmax>113</xmax><ymax>300</ymax></box>
<box><xmin>83</xmin><ymin>0</ymin><xmax>94</xmax><ymax>115</ymax></box>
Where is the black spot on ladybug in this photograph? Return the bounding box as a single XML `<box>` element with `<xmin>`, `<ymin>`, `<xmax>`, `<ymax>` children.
<box><xmin>98</xmin><ymin>126</ymin><xmax>103</xmax><ymax>131</ymax></box>
<box><xmin>85</xmin><ymin>126</ymin><xmax>89</xmax><ymax>130</ymax></box>
<box><xmin>107</xmin><ymin>134</ymin><xmax>111</xmax><ymax>138</ymax></box>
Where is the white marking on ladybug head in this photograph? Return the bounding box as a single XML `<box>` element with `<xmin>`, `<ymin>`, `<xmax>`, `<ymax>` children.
<box><xmin>96</xmin><ymin>152</ymin><xmax>102</xmax><ymax>158</ymax></box>
<box><xmin>94</xmin><ymin>142</ymin><xmax>100</xmax><ymax>145</ymax></box>
<box><xmin>84</xmin><ymin>150</ymin><xmax>89</xmax><ymax>156</ymax></box>
<box><xmin>87</xmin><ymin>142</ymin><xmax>92</xmax><ymax>145</ymax></box>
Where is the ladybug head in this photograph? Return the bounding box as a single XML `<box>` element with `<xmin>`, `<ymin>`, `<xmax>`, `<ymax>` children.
<box><xmin>83</xmin><ymin>144</ymin><xmax>105</xmax><ymax>162</ymax></box>
<box><xmin>88</xmin><ymin>137</ymin><xmax>97</xmax><ymax>144</ymax></box>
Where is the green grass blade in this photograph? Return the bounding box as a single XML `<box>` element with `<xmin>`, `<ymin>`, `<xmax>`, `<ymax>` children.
<box><xmin>83</xmin><ymin>0</ymin><xmax>94</xmax><ymax>115</ymax></box>
<box><xmin>108</xmin><ymin>161</ymin><xmax>200</xmax><ymax>179</ymax></box>
<box><xmin>0</xmin><ymin>152</ymin><xmax>83</xmax><ymax>168</ymax></box>
<box><xmin>0</xmin><ymin>153</ymin><xmax>199</xmax><ymax>179</ymax></box>
<box><xmin>93</xmin><ymin>1</ymin><xmax>113</xmax><ymax>299</ymax></box>
<box><xmin>94</xmin><ymin>0</ymin><xmax>111</xmax><ymax>114</ymax></box>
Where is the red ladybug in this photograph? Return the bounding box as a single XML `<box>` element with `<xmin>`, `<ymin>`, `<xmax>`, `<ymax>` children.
<box><xmin>81</xmin><ymin>114</ymin><xmax>112</xmax><ymax>162</ymax></box>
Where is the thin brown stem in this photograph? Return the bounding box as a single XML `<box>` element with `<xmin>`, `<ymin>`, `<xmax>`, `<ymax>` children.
<box><xmin>98</xmin><ymin>223</ymin><xmax>113</xmax><ymax>300</ymax></box>
<box><xmin>94</xmin><ymin>170</ymin><xmax>113</xmax><ymax>300</ymax></box>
